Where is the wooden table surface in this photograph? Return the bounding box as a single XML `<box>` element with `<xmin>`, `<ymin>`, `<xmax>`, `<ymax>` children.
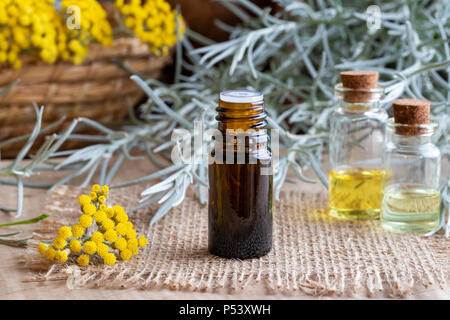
<box><xmin>0</xmin><ymin>158</ymin><xmax>448</xmax><ymax>300</ymax></box>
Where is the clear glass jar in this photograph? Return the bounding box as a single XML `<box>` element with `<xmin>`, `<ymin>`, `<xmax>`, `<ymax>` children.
<box><xmin>381</xmin><ymin>119</ymin><xmax>440</xmax><ymax>233</ymax></box>
<box><xmin>329</xmin><ymin>84</ymin><xmax>388</xmax><ymax>220</ymax></box>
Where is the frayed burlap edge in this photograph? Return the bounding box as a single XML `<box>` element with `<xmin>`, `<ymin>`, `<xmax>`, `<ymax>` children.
<box><xmin>25</xmin><ymin>185</ymin><xmax>449</xmax><ymax>297</ymax></box>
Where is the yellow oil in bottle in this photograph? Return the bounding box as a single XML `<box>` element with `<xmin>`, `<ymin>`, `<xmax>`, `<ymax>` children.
<box><xmin>329</xmin><ymin>169</ymin><xmax>389</xmax><ymax>220</ymax></box>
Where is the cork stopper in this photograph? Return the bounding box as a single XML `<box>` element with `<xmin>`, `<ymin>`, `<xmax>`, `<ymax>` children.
<box><xmin>392</xmin><ymin>98</ymin><xmax>430</xmax><ymax>135</ymax></box>
<box><xmin>340</xmin><ymin>70</ymin><xmax>379</xmax><ymax>103</ymax></box>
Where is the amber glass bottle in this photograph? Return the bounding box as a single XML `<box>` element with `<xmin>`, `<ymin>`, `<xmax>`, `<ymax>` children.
<box><xmin>208</xmin><ymin>90</ymin><xmax>273</xmax><ymax>259</ymax></box>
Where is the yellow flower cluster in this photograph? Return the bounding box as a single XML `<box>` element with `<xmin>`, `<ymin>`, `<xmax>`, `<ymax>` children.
<box><xmin>38</xmin><ymin>184</ymin><xmax>148</xmax><ymax>267</ymax></box>
<box><xmin>0</xmin><ymin>0</ymin><xmax>112</xmax><ymax>68</ymax></box>
<box><xmin>61</xmin><ymin>0</ymin><xmax>113</xmax><ymax>64</ymax></box>
<box><xmin>0</xmin><ymin>0</ymin><xmax>65</xmax><ymax>68</ymax></box>
<box><xmin>115</xmin><ymin>0</ymin><xmax>184</xmax><ymax>56</ymax></box>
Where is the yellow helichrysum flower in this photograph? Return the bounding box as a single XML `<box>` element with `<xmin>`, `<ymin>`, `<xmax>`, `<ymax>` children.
<box><xmin>0</xmin><ymin>52</ymin><xmax>7</xmax><ymax>63</ymax></box>
<box><xmin>101</xmin><ymin>185</ymin><xmax>109</xmax><ymax>194</ymax></box>
<box><xmin>138</xmin><ymin>236</ymin><xmax>148</xmax><ymax>248</ymax></box>
<box><xmin>114</xmin><ymin>211</ymin><xmax>128</xmax><ymax>224</ymax></box>
<box><xmin>103</xmin><ymin>253</ymin><xmax>116</xmax><ymax>266</ymax></box>
<box><xmin>115</xmin><ymin>222</ymin><xmax>128</xmax><ymax>236</ymax></box>
<box><xmin>71</xmin><ymin>224</ymin><xmax>84</xmax><ymax>238</ymax></box>
<box><xmin>97</xmin><ymin>243</ymin><xmax>109</xmax><ymax>257</ymax></box>
<box><xmin>79</xmin><ymin>214</ymin><xmax>93</xmax><ymax>228</ymax></box>
<box><xmin>99</xmin><ymin>204</ymin><xmax>107</xmax><ymax>211</ymax></box>
<box><xmin>61</xmin><ymin>0</ymin><xmax>113</xmax><ymax>64</ymax></box>
<box><xmin>38</xmin><ymin>242</ymin><xmax>47</xmax><ymax>255</ymax></box>
<box><xmin>83</xmin><ymin>241</ymin><xmax>97</xmax><ymax>255</ymax></box>
<box><xmin>124</xmin><ymin>17</ymin><xmax>135</xmax><ymax>28</ymax></box>
<box><xmin>116</xmin><ymin>0</ymin><xmax>183</xmax><ymax>56</ymax></box>
<box><xmin>104</xmin><ymin>229</ymin><xmax>118</xmax><ymax>243</ymax></box>
<box><xmin>69</xmin><ymin>239</ymin><xmax>82</xmax><ymax>253</ymax></box>
<box><xmin>113</xmin><ymin>205</ymin><xmax>125</xmax><ymax>216</ymax></box>
<box><xmin>113</xmin><ymin>237</ymin><xmax>127</xmax><ymax>251</ymax></box>
<box><xmin>43</xmin><ymin>184</ymin><xmax>147</xmax><ymax>266</ymax></box>
<box><xmin>98</xmin><ymin>195</ymin><xmax>106</xmax><ymax>204</ymax></box>
<box><xmin>106</xmin><ymin>208</ymin><xmax>115</xmax><ymax>218</ymax></box>
<box><xmin>125</xmin><ymin>228</ymin><xmax>137</xmax><ymax>240</ymax></box>
<box><xmin>68</xmin><ymin>39</ymin><xmax>83</xmax><ymax>53</ymax></box>
<box><xmin>127</xmin><ymin>238</ymin><xmax>138</xmax><ymax>251</ymax></box>
<box><xmin>53</xmin><ymin>236</ymin><xmax>66</xmax><ymax>249</ymax></box>
<box><xmin>0</xmin><ymin>0</ymin><xmax>114</xmax><ymax>69</ymax></box>
<box><xmin>91</xmin><ymin>231</ymin><xmax>104</xmax><ymax>244</ymax></box>
<box><xmin>91</xmin><ymin>184</ymin><xmax>101</xmax><ymax>193</ymax></box>
<box><xmin>120</xmin><ymin>249</ymin><xmax>132</xmax><ymax>261</ymax></box>
<box><xmin>0</xmin><ymin>0</ymin><xmax>66</xmax><ymax>68</ymax></box>
<box><xmin>94</xmin><ymin>210</ymin><xmax>107</xmax><ymax>224</ymax></box>
<box><xmin>58</xmin><ymin>226</ymin><xmax>72</xmax><ymax>239</ymax></box>
<box><xmin>78</xmin><ymin>195</ymin><xmax>91</xmax><ymax>206</ymax></box>
<box><xmin>55</xmin><ymin>250</ymin><xmax>69</xmax><ymax>263</ymax></box>
<box><xmin>82</xmin><ymin>203</ymin><xmax>96</xmax><ymax>215</ymax></box>
<box><xmin>125</xmin><ymin>221</ymin><xmax>134</xmax><ymax>230</ymax></box>
<box><xmin>77</xmin><ymin>254</ymin><xmax>89</xmax><ymax>267</ymax></box>
<box><xmin>89</xmin><ymin>191</ymin><xmax>97</xmax><ymax>201</ymax></box>
<box><xmin>101</xmin><ymin>218</ymin><xmax>115</xmax><ymax>231</ymax></box>
<box><xmin>45</xmin><ymin>247</ymin><xmax>56</xmax><ymax>261</ymax></box>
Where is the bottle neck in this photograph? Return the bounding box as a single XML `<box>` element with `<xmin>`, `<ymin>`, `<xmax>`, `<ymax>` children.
<box><xmin>216</xmin><ymin>98</ymin><xmax>269</xmax><ymax>155</ymax></box>
<box><xmin>388</xmin><ymin>132</ymin><xmax>433</xmax><ymax>146</ymax></box>
<box><xmin>337</xmin><ymin>100</ymin><xmax>381</xmax><ymax>112</ymax></box>
<box><xmin>334</xmin><ymin>83</ymin><xmax>384</xmax><ymax>111</ymax></box>
<box><xmin>217</xmin><ymin>99</ymin><xmax>267</xmax><ymax>134</ymax></box>
<box><xmin>386</xmin><ymin>118</ymin><xmax>437</xmax><ymax>147</ymax></box>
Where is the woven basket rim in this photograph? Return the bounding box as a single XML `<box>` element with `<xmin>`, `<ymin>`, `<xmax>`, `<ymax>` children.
<box><xmin>0</xmin><ymin>36</ymin><xmax>151</xmax><ymax>69</ymax></box>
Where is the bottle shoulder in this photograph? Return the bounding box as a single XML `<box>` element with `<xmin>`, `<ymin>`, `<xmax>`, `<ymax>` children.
<box><xmin>384</xmin><ymin>141</ymin><xmax>441</xmax><ymax>159</ymax></box>
<box><xmin>210</xmin><ymin>147</ymin><xmax>272</xmax><ymax>161</ymax></box>
<box><xmin>331</xmin><ymin>106</ymin><xmax>388</xmax><ymax>121</ymax></box>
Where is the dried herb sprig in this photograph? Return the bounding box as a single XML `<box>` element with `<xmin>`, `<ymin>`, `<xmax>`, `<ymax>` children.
<box><xmin>0</xmin><ymin>0</ymin><xmax>449</xmax><ymax>234</ymax></box>
<box><xmin>0</xmin><ymin>214</ymin><xmax>48</xmax><ymax>247</ymax></box>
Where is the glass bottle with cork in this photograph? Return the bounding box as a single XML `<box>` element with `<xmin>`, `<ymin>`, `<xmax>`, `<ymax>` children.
<box><xmin>381</xmin><ymin>98</ymin><xmax>441</xmax><ymax>233</ymax></box>
<box><xmin>329</xmin><ymin>71</ymin><xmax>388</xmax><ymax>220</ymax></box>
<box><xmin>208</xmin><ymin>90</ymin><xmax>273</xmax><ymax>259</ymax></box>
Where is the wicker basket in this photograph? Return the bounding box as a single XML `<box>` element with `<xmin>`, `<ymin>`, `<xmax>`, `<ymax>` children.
<box><xmin>0</xmin><ymin>37</ymin><xmax>171</xmax><ymax>158</ymax></box>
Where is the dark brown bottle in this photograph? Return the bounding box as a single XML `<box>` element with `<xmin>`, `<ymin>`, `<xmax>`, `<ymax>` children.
<box><xmin>208</xmin><ymin>90</ymin><xmax>273</xmax><ymax>259</ymax></box>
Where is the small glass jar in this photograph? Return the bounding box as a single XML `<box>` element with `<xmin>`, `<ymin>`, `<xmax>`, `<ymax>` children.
<box><xmin>381</xmin><ymin>119</ymin><xmax>441</xmax><ymax>233</ymax></box>
<box><xmin>329</xmin><ymin>72</ymin><xmax>388</xmax><ymax>220</ymax></box>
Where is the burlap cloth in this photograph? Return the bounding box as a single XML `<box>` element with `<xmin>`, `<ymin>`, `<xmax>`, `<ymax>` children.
<box><xmin>25</xmin><ymin>185</ymin><xmax>449</xmax><ymax>298</ymax></box>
